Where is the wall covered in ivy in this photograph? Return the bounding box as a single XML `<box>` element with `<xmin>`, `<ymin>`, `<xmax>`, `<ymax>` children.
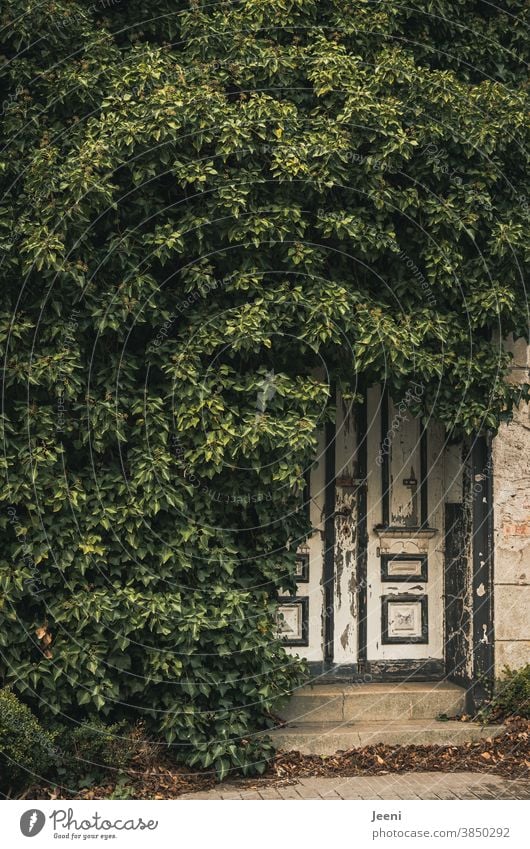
<box><xmin>0</xmin><ymin>1</ymin><xmax>528</xmax><ymax>774</ymax></box>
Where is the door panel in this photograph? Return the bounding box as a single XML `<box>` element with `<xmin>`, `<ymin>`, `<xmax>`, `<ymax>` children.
<box><xmin>389</xmin><ymin>397</ymin><xmax>421</xmax><ymax>527</ymax></box>
<box><xmin>333</xmin><ymin>394</ymin><xmax>359</xmax><ymax>664</ymax></box>
<box><xmin>366</xmin><ymin>386</ymin><xmax>444</xmax><ymax>663</ymax></box>
<box><xmin>277</xmin><ymin>428</ymin><xmax>326</xmax><ymax>662</ymax></box>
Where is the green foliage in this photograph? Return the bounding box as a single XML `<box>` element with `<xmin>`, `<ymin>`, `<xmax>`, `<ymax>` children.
<box><xmin>54</xmin><ymin>719</ymin><xmax>139</xmax><ymax>789</ymax></box>
<box><xmin>483</xmin><ymin>665</ymin><xmax>530</xmax><ymax>721</ymax></box>
<box><xmin>0</xmin><ymin>688</ymin><xmax>56</xmax><ymax>794</ymax></box>
<box><xmin>0</xmin><ymin>0</ymin><xmax>528</xmax><ymax>775</ymax></box>
<box><xmin>107</xmin><ymin>779</ymin><xmax>137</xmax><ymax>800</ymax></box>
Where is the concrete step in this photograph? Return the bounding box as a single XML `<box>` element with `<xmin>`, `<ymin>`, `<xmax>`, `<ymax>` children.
<box><xmin>268</xmin><ymin>720</ymin><xmax>504</xmax><ymax>756</ymax></box>
<box><xmin>279</xmin><ymin>682</ymin><xmax>467</xmax><ymax>724</ymax></box>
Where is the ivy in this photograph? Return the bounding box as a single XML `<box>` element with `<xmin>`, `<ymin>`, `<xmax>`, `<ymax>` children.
<box><xmin>0</xmin><ymin>1</ymin><xmax>528</xmax><ymax>775</ymax></box>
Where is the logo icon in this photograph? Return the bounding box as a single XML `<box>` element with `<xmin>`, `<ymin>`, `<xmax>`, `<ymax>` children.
<box><xmin>20</xmin><ymin>810</ymin><xmax>46</xmax><ymax>837</ymax></box>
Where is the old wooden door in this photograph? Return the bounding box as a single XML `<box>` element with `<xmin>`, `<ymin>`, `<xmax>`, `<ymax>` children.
<box><xmin>278</xmin><ymin>385</ymin><xmax>446</xmax><ymax>678</ymax></box>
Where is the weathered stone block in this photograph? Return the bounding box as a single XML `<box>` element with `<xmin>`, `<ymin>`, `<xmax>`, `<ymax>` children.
<box><xmin>494</xmin><ymin>640</ymin><xmax>530</xmax><ymax>673</ymax></box>
<box><xmin>494</xmin><ymin>585</ymin><xmax>530</xmax><ymax>641</ymax></box>
<box><xmin>494</xmin><ymin>548</ymin><xmax>528</xmax><ymax>585</ymax></box>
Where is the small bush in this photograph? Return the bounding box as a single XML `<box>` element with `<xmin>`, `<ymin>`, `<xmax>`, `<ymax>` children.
<box><xmin>0</xmin><ymin>689</ymin><xmax>56</xmax><ymax>795</ymax></box>
<box><xmin>55</xmin><ymin>719</ymin><xmax>139</xmax><ymax>789</ymax></box>
<box><xmin>481</xmin><ymin>665</ymin><xmax>530</xmax><ymax>721</ymax></box>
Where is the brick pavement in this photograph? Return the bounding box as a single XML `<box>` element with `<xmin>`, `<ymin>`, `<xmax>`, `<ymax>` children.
<box><xmin>180</xmin><ymin>772</ymin><xmax>530</xmax><ymax>800</ymax></box>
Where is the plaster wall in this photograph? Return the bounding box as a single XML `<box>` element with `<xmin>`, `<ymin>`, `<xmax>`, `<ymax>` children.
<box><xmin>493</xmin><ymin>338</ymin><xmax>530</xmax><ymax>673</ymax></box>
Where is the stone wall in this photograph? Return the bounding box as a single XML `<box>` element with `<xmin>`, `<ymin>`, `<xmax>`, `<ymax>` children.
<box><xmin>492</xmin><ymin>337</ymin><xmax>530</xmax><ymax>674</ymax></box>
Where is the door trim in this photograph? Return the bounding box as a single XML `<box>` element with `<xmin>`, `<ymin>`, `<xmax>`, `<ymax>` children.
<box><xmin>306</xmin><ymin>659</ymin><xmax>445</xmax><ymax>682</ymax></box>
<box><xmin>471</xmin><ymin>434</ymin><xmax>495</xmax><ymax>707</ymax></box>
<box><xmin>356</xmin><ymin>378</ymin><xmax>369</xmax><ymax>671</ymax></box>
<box><xmin>323</xmin><ymin>416</ymin><xmax>336</xmax><ymax>663</ymax></box>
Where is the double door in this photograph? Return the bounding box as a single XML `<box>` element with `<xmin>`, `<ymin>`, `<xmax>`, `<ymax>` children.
<box><xmin>278</xmin><ymin>386</ymin><xmax>446</xmax><ymax>675</ymax></box>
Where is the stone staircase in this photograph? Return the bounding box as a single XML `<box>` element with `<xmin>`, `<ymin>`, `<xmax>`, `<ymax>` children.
<box><xmin>270</xmin><ymin>682</ymin><xmax>503</xmax><ymax>755</ymax></box>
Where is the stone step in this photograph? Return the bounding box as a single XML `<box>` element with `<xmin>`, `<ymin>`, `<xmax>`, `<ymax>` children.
<box><xmin>279</xmin><ymin>682</ymin><xmax>466</xmax><ymax>724</ymax></box>
<box><xmin>268</xmin><ymin>720</ymin><xmax>504</xmax><ymax>756</ymax></box>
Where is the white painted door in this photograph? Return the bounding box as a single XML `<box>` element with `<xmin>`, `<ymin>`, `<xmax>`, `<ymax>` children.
<box><xmin>280</xmin><ymin>386</ymin><xmax>445</xmax><ymax>672</ymax></box>
<box><xmin>364</xmin><ymin>386</ymin><xmax>445</xmax><ymax>669</ymax></box>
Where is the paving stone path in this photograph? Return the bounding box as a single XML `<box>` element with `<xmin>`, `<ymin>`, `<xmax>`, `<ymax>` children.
<box><xmin>180</xmin><ymin>772</ymin><xmax>530</xmax><ymax>800</ymax></box>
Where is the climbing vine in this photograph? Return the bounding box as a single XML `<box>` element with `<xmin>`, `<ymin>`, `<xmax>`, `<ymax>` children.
<box><xmin>0</xmin><ymin>1</ymin><xmax>528</xmax><ymax>775</ymax></box>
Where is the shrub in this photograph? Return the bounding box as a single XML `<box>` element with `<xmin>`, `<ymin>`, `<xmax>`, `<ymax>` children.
<box><xmin>55</xmin><ymin>719</ymin><xmax>139</xmax><ymax>789</ymax></box>
<box><xmin>478</xmin><ymin>665</ymin><xmax>530</xmax><ymax>722</ymax></box>
<box><xmin>490</xmin><ymin>665</ymin><xmax>530</xmax><ymax>720</ymax></box>
<box><xmin>0</xmin><ymin>689</ymin><xmax>56</xmax><ymax>795</ymax></box>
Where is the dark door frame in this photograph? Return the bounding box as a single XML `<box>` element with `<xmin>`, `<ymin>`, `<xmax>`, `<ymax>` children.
<box><xmin>312</xmin><ymin>414</ymin><xmax>495</xmax><ymax>689</ymax></box>
<box><xmin>470</xmin><ymin>433</ymin><xmax>495</xmax><ymax>707</ymax></box>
